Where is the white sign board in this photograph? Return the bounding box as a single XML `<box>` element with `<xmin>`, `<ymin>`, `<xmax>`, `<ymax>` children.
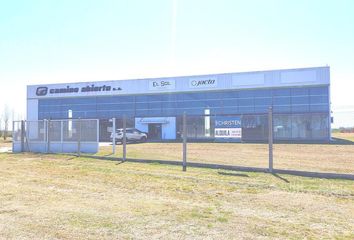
<box><xmin>214</xmin><ymin>128</ymin><xmax>242</xmax><ymax>138</ymax></box>
<box><xmin>189</xmin><ymin>78</ymin><xmax>217</xmax><ymax>89</ymax></box>
<box><xmin>149</xmin><ymin>79</ymin><xmax>175</xmax><ymax>91</ymax></box>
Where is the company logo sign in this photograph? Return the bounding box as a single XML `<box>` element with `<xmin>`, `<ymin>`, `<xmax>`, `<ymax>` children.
<box><xmin>215</xmin><ymin>116</ymin><xmax>242</xmax><ymax>139</ymax></box>
<box><xmin>36</xmin><ymin>87</ymin><xmax>48</xmax><ymax>96</ymax></box>
<box><xmin>149</xmin><ymin>79</ymin><xmax>175</xmax><ymax>91</ymax></box>
<box><xmin>35</xmin><ymin>84</ymin><xmax>122</xmax><ymax>97</ymax></box>
<box><xmin>149</xmin><ymin>79</ymin><xmax>176</xmax><ymax>90</ymax></box>
<box><xmin>189</xmin><ymin>78</ymin><xmax>217</xmax><ymax>88</ymax></box>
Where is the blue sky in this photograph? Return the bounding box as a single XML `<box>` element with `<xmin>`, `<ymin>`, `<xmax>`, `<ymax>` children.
<box><xmin>0</xmin><ymin>0</ymin><xmax>353</xmax><ymax>127</ymax></box>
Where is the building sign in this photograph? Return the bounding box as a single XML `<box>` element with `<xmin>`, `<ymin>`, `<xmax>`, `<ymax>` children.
<box><xmin>189</xmin><ymin>78</ymin><xmax>217</xmax><ymax>89</ymax></box>
<box><xmin>149</xmin><ymin>79</ymin><xmax>175</xmax><ymax>91</ymax></box>
<box><xmin>35</xmin><ymin>84</ymin><xmax>122</xmax><ymax>97</ymax></box>
<box><xmin>214</xmin><ymin>116</ymin><xmax>242</xmax><ymax>139</ymax></box>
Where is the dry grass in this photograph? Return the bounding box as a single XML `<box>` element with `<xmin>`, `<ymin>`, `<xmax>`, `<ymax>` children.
<box><xmin>98</xmin><ymin>141</ymin><xmax>354</xmax><ymax>174</ymax></box>
<box><xmin>0</xmin><ymin>152</ymin><xmax>353</xmax><ymax>239</ymax></box>
<box><xmin>0</xmin><ymin>138</ymin><xmax>12</xmax><ymax>148</ymax></box>
<box><xmin>332</xmin><ymin>132</ymin><xmax>354</xmax><ymax>142</ymax></box>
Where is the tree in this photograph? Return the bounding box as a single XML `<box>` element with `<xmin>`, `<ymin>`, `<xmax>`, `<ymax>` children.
<box><xmin>3</xmin><ymin>105</ymin><xmax>10</xmax><ymax>140</ymax></box>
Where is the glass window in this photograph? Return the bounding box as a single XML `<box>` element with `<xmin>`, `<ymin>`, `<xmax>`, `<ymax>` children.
<box><xmin>162</xmin><ymin>102</ymin><xmax>176</xmax><ymax>109</ymax></box>
<box><xmin>148</xmin><ymin>95</ymin><xmax>163</xmax><ymax>102</ymax></box>
<box><xmin>135</xmin><ymin>95</ymin><xmax>149</xmax><ymax>102</ymax></box>
<box><xmin>292</xmin><ymin>104</ymin><xmax>309</xmax><ymax>113</ymax></box>
<box><xmin>273</xmin><ymin>96</ymin><xmax>291</xmax><ymax>105</ymax></box>
<box><xmin>254</xmin><ymin>97</ymin><xmax>272</xmax><ymax>106</ymax></box>
<box><xmin>310</xmin><ymin>87</ymin><xmax>328</xmax><ymax>96</ymax></box>
<box><xmin>223</xmin><ymin>99</ymin><xmax>237</xmax><ymax>107</ymax></box>
<box><xmin>61</xmin><ymin>98</ymin><xmax>95</xmax><ymax>105</ymax></box>
<box><xmin>239</xmin><ymin>106</ymin><xmax>254</xmax><ymax>113</ymax></box>
<box><xmin>204</xmin><ymin>100</ymin><xmax>221</xmax><ymax>108</ymax></box>
<box><xmin>311</xmin><ymin>114</ymin><xmax>329</xmax><ymax>139</ymax></box>
<box><xmin>292</xmin><ymin>96</ymin><xmax>309</xmax><ymax>104</ymax></box>
<box><xmin>135</xmin><ymin>103</ymin><xmax>149</xmax><ymax>110</ymax></box>
<box><xmin>254</xmin><ymin>89</ymin><xmax>272</xmax><ymax>98</ymax></box>
<box><xmin>221</xmin><ymin>91</ymin><xmax>238</xmax><ymax>99</ymax></box>
<box><xmin>254</xmin><ymin>105</ymin><xmax>270</xmax><ymax>113</ymax></box>
<box><xmin>291</xmin><ymin>114</ymin><xmax>312</xmax><ymax>139</ymax></box>
<box><xmin>39</xmin><ymin>99</ymin><xmax>60</xmax><ymax>106</ymax></box>
<box><xmin>223</xmin><ymin>106</ymin><xmax>238</xmax><ymax>114</ymax></box>
<box><xmin>291</xmin><ymin>88</ymin><xmax>308</xmax><ymax>96</ymax></box>
<box><xmin>242</xmin><ymin>115</ymin><xmax>268</xmax><ymax>141</ymax></box>
<box><xmin>310</xmin><ymin>104</ymin><xmax>329</xmax><ymax>112</ymax></box>
<box><xmin>239</xmin><ymin>98</ymin><xmax>254</xmax><ymax>106</ymax></box>
<box><xmin>310</xmin><ymin>96</ymin><xmax>328</xmax><ymax>104</ymax></box>
<box><xmin>238</xmin><ymin>90</ymin><xmax>255</xmax><ymax>98</ymax></box>
<box><xmin>161</xmin><ymin>94</ymin><xmax>177</xmax><ymax>102</ymax></box>
<box><xmin>273</xmin><ymin>88</ymin><xmax>291</xmax><ymax>96</ymax></box>
<box><xmin>202</xmin><ymin>91</ymin><xmax>223</xmax><ymax>100</ymax></box>
<box><xmin>273</xmin><ymin>105</ymin><xmax>291</xmax><ymax>113</ymax></box>
<box><xmin>274</xmin><ymin>114</ymin><xmax>292</xmax><ymax>139</ymax></box>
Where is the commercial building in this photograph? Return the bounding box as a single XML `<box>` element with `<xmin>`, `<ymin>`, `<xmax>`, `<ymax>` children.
<box><xmin>27</xmin><ymin>66</ymin><xmax>331</xmax><ymax>142</ymax></box>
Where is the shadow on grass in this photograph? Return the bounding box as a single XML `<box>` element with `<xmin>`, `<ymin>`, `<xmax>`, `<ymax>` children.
<box><xmin>272</xmin><ymin>173</ymin><xmax>290</xmax><ymax>183</ymax></box>
<box><xmin>330</xmin><ymin>137</ymin><xmax>354</xmax><ymax>145</ymax></box>
<box><xmin>63</xmin><ymin>154</ymin><xmax>354</xmax><ymax>181</ymax></box>
<box><xmin>218</xmin><ymin>171</ymin><xmax>249</xmax><ymax>178</ymax></box>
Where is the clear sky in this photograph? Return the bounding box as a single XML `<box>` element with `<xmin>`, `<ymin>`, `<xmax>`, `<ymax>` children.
<box><xmin>0</xmin><ymin>0</ymin><xmax>353</xmax><ymax>127</ymax></box>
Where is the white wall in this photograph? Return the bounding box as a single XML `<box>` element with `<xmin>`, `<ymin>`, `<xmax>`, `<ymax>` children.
<box><xmin>135</xmin><ymin>117</ymin><xmax>176</xmax><ymax>140</ymax></box>
<box><xmin>27</xmin><ymin>67</ymin><xmax>330</xmax><ymax>101</ymax></box>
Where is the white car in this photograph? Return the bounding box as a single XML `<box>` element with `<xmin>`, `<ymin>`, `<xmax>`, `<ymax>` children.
<box><xmin>110</xmin><ymin>128</ymin><xmax>147</xmax><ymax>143</ymax></box>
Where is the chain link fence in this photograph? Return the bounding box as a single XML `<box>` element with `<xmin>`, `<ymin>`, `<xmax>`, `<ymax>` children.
<box><xmin>12</xmin><ymin>119</ymin><xmax>99</xmax><ymax>154</ymax></box>
<box><xmin>100</xmin><ymin>109</ymin><xmax>353</xmax><ymax>178</ymax></box>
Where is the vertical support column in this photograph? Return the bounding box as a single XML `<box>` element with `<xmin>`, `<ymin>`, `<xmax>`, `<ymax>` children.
<box><xmin>47</xmin><ymin>119</ymin><xmax>51</xmax><ymax>153</ymax></box>
<box><xmin>78</xmin><ymin>118</ymin><xmax>81</xmax><ymax>157</ymax></box>
<box><xmin>112</xmin><ymin>118</ymin><xmax>116</xmax><ymax>155</ymax></box>
<box><xmin>268</xmin><ymin>107</ymin><xmax>273</xmax><ymax>173</ymax></box>
<box><xmin>182</xmin><ymin>112</ymin><xmax>187</xmax><ymax>172</ymax></box>
<box><xmin>21</xmin><ymin>120</ymin><xmax>25</xmax><ymax>152</ymax></box>
<box><xmin>97</xmin><ymin>119</ymin><xmax>99</xmax><ymax>143</ymax></box>
<box><xmin>122</xmin><ymin>115</ymin><xmax>127</xmax><ymax>161</ymax></box>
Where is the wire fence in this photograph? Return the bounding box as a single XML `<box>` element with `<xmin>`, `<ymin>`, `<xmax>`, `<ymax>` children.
<box><xmin>94</xmin><ymin>109</ymin><xmax>353</xmax><ymax>178</ymax></box>
<box><xmin>12</xmin><ymin>110</ymin><xmax>354</xmax><ymax>179</ymax></box>
<box><xmin>12</xmin><ymin>119</ymin><xmax>99</xmax><ymax>154</ymax></box>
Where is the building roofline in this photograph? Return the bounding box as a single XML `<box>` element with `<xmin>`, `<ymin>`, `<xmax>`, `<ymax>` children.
<box><xmin>27</xmin><ymin>66</ymin><xmax>329</xmax><ymax>87</ymax></box>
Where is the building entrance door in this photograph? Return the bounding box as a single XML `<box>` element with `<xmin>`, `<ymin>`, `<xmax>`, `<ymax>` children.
<box><xmin>148</xmin><ymin>123</ymin><xmax>162</xmax><ymax>140</ymax></box>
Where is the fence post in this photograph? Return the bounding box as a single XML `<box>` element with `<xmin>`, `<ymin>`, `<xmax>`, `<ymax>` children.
<box><xmin>47</xmin><ymin>119</ymin><xmax>51</xmax><ymax>153</ymax></box>
<box><xmin>268</xmin><ymin>107</ymin><xmax>273</xmax><ymax>173</ymax></box>
<box><xmin>182</xmin><ymin>112</ymin><xmax>187</xmax><ymax>171</ymax></box>
<box><xmin>12</xmin><ymin>121</ymin><xmax>15</xmax><ymax>152</ymax></box>
<box><xmin>78</xmin><ymin>118</ymin><xmax>81</xmax><ymax>157</ymax></box>
<box><xmin>112</xmin><ymin>117</ymin><xmax>116</xmax><ymax>155</ymax></box>
<box><xmin>122</xmin><ymin>115</ymin><xmax>127</xmax><ymax>161</ymax></box>
<box><xmin>21</xmin><ymin>120</ymin><xmax>25</xmax><ymax>152</ymax></box>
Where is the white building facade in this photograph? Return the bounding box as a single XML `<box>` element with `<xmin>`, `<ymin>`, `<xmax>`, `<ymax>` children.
<box><xmin>27</xmin><ymin>66</ymin><xmax>331</xmax><ymax>142</ymax></box>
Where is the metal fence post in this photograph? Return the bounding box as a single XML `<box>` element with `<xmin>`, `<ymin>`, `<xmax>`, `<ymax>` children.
<box><xmin>183</xmin><ymin>112</ymin><xmax>187</xmax><ymax>171</ymax></box>
<box><xmin>268</xmin><ymin>107</ymin><xmax>273</xmax><ymax>173</ymax></box>
<box><xmin>60</xmin><ymin>120</ymin><xmax>64</xmax><ymax>153</ymax></box>
<box><xmin>112</xmin><ymin>117</ymin><xmax>116</xmax><ymax>155</ymax></box>
<box><xmin>12</xmin><ymin>121</ymin><xmax>15</xmax><ymax>152</ymax></box>
<box><xmin>78</xmin><ymin>118</ymin><xmax>81</xmax><ymax>157</ymax></box>
<box><xmin>47</xmin><ymin>119</ymin><xmax>51</xmax><ymax>153</ymax></box>
<box><xmin>122</xmin><ymin>115</ymin><xmax>127</xmax><ymax>161</ymax></box>
<box><xmin>21</xmin><ymin>120</ymin><xmax>25</xmax><ymax>152</ymax></box>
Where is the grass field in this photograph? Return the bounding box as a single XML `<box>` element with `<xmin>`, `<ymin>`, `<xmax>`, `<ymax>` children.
<box><xmin>332</xmin><ymin>132</ymin><xmax>354</xmax><ymax>142</ymax></box>
<box><xmin>97</xmin><ymin>133</ymin><xmax>354</xmax><ymax>174</ymax></box>
<box><xmin>0</xmin><ymin>152</ymin><xmax>353</xmax><ymax>239</ymax></box>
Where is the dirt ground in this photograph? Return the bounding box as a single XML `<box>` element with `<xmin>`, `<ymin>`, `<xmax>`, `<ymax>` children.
<box><xmin>0</xmin><ymin>153</ymin><xmax>353</xmax><ymax>239</ymax></box>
